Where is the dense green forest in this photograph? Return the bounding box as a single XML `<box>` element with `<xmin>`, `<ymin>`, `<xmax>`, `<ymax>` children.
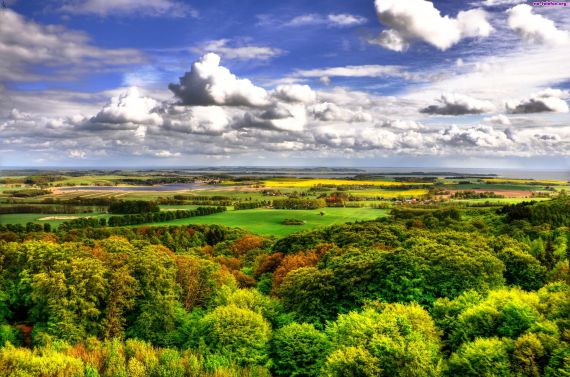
<box><xmin>0</xmin><ymin>196</ymin><xmax>568</xmax><ymax>376</ymax></box>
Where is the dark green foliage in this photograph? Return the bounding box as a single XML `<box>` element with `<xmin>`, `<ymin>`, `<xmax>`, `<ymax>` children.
<box><xmin>272</xmin><ymin>198</ymin><xmax>326</xmax><ymax>210</ymax></box>
<box><xmin>59</xmin><ymin>217</ymin><xmax>103</xmax><ymax>231</ymax></box>
<box><xmin>7</xmin><ymin>189</ymin><xmax>50</xmax><ymax>198</ymax></box>
<box><xmin>499</xmin><ymin>197</ymin><xmax>570</xmax><ymax>227</ymax></box>
<box><xmin>108</xmin><ymin>200</ymin><xmax>160</xmax><ymax>214</ymax></box>
<box><xmin>272</xmin><ymin>222</ymin><xmax>404</xmax><ymax>253</ymax></box>
<box><xmin>106</xmin><ymin>207</ymin><xmax>226</xmax><ymax>227</ymax></box>
<box><xmin>281</xmin><ymin>219</ymin><xmax>305</xmax><ymax>225</ymax></box>
<box><xmin>234</xmin><ymin>201</ymin><xmax>271</xmax><ymax>210</ymax></box>
<box><xmin>279</xmin><ymin>267</ymin><xmax>339</xmax><ymax>325</ymax></box>
<box><xmin>278</xmin><ymin>229</ymin><xmax>505</xmax><ymax>323</ymax></box>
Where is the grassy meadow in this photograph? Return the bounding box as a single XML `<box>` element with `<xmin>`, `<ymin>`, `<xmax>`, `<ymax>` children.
<box><xmin>147</xmin><ymin>207</ymin><xmax>388</xmax><ymax>237</ymax></box>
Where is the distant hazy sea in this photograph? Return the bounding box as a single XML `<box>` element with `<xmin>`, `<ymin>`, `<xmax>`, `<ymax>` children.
<box><xmin>1</xmin><ymin>167</ymin><xmax>569</xmax><ymax>181</ymax></box>
<box><xmin>176</xmin><ymin>167</ymin><xmax>570</xmax><ymax>181</ymax></box>
<box><xmin>362</xmin><ymin>168</ymin><xmax>570</xmax><ymax>181</ymax></box>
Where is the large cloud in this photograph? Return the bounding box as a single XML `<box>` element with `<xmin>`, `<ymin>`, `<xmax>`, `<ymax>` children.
<box><xmin>0</xmin><ymin>9</ymin><xmax>143</xmax><ymax>81</ymax></box>
<box><xmin>507</xmin><ymin>4</ymin><xmax>569</xmax><ymax>45</ymax></box>
<box><xmin>372</xmin><ymin>0</ymin><xmax>493</xmax><ymax>51</ymax></box>
<box><xmin>506</xmin><ymin>89</ymin><xmax>569</xmax><ymax>114</ymax></box>
<box><xmin>91</xmin><ymin>87</ymin><xmax>163</xmax><ymax>126</ymax></box>
<box><xmin>169</xmin><ymin>53</ymin><xmax>270</xmax><ymax>107</ymax></box>
<box><xmin>421</xmin><ymin>93</ymin><xmax>495</xmax><ymax>115</ymax></box>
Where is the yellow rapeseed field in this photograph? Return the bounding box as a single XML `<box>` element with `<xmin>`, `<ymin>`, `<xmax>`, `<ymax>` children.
<box><xmin>349</xmin><ymin>189</ymin><xmax>430</xmax><ymax>198</ymax></box>
<box><xmin>263</xmin><ymin>179</ymin><xmax>430</xmax><ymax>188</ymax></box>
<box><xmin>482</xmin><ymin>178</ymin><xmax>567</xmax><ymax>186</ymax></box>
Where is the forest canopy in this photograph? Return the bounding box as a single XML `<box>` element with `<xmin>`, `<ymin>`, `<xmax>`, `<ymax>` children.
<box><xmin>0</xmin><ymin>197</ymin><xmax>568</xmax><ymax>376</ymax></box>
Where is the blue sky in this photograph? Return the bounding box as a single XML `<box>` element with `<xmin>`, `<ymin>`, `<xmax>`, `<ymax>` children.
<box><xmin>1</xmin><ymin>0</ymin><xmax>569</xmax><ymax>168</ymax></box>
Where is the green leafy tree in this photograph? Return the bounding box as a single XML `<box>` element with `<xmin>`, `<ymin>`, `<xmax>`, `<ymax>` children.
<box><xmin>102</xmin><ymin>266</ymin><xmax>139</xmax><ymax>339</ymax></box>
<box><xmin>30</xmin><ymin>257</ymin><xmax>108</xmax><ymax>343</ymax></box>
<box><xmin>326</xmin><ymin>302</ymin><xmax>442</xmax><ymax>376</ymax></box>
<box><xmin>126</xmin><ymin>246</ymin><xmax>180</xmax><ymax>346</ymax></box>
<box><xmin>447</xmin><ymin>337</ymin><xmax>512</xmax><ymax>377</ymax></box>
<box><xmin>270</xmin><ymin>322</ymin><xmax>331</xmax><ymax>376</ymax></box>
<box><xmin>199</xmin><ymin>304</ymin><xmax>271</xmax><ymax>365</ymax></box>
<box><xmin>322</xmin><ymin>346</ymin><xmax>382</xmax><ymax>377</ymax></box>
<box><xmin>278</xmin><ymin>267</ymin><xmax>339</xmax><ymax>324</ymax></box>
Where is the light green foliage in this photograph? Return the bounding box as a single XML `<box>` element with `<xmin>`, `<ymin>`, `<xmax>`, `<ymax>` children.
<box><xmin>199</xmin><ymin>304</ymin><xmax>271</xmax><ymax>365</ymax></box>
<box><xmin>125</xmin><ymin>245</ymin><xmax>180</xmax><ymax>346</ymax></box>
<box><xmin>441</xmin><ymin>288</ymin><xmax>559</xmax><ymax>350</ymax></box>
<box><xmin>0</xmin><ymin>325</ymin><xmax>18</xmax><ymax>347</ymax></box>
<box><xmin>213</xmin><ymin>286</ymin><xmax>289</xmax><ymax>327</ymax></box>
<box><xmin>26</xmin><ymin>250</ymin><xmax>108</xmax><ymax>343</ymax></box>
<box><xmin>326</xmin><ymin>302</ymin><xmax>442</xmax><ymax>376</ymax></box>
<box><xmin>322</xmin><ymin>346</ymin><xmax>382</xmax><ymax>377</ymax></box>
<box><xmin>448</xmin><ymin>337</ymin><xmax>512</xmax><ymax>376</ymax></box>
<box><xmin>0</xmin><ymin>343</ymin><xmax>85</xmax><ymax>377</ymax></box>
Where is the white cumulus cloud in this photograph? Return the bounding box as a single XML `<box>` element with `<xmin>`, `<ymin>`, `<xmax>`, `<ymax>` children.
<box><xmin>169</xmin><ymin>53</ymin><xmax>270</xmax><ymax>107</ymax></box>
<box><xmin>421</xmin><ymin>93</ymin><xmax>495</xmax><ymax>115</ymax></box>
<box><xmin>309</xmin><ymin>102</ymin><xmax>372</xmax><ymax>122</ymax></box>
<box><xmin>372</xmin><ymin>0</ymin><xmax>493</xmax><ymax>51</ymax></box>
<box><xmin>507</xmin><ymin>4</ymin><xmax>569</xmax><ymax>45</ymax></box>
<box><xmin>506</xmin><ymin>89</ymin><xmax>569</xmax><ymax>114</ymax></box>
<box><xmin>272</xmin><ymin>85</ymin><xmax>317</xmax><ymax>104</ymax></box>
<box><xmin>91</xmin><ymin>87</ymin><xmax>163</xmax><ymax>126</ymax></box>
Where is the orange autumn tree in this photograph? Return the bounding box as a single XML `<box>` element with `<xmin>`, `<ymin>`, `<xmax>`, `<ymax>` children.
<box><xmin>272</xmin><ymin>244</ymin><xmax>337</xmax><ymax>294</ymax></box>
<box><xmin>230</xmin><ymin>235</ymin><xmax>266</xmax><ymax>256</ymax></box>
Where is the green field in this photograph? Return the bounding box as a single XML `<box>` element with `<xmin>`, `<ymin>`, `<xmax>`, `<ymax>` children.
<box><xmin>0</xmin><ymin>207</ymin><xmax>388</xmax><ymax>236</ymax></box>
<box><xmin>0</xmin><ymin>213</ymin><xmax>109</xmax><ymax>227</ymax></box>
<box><xmin>147</xmin><ymin>207</ymin><xmax>388</xmax><ymax>237</ymax></box>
